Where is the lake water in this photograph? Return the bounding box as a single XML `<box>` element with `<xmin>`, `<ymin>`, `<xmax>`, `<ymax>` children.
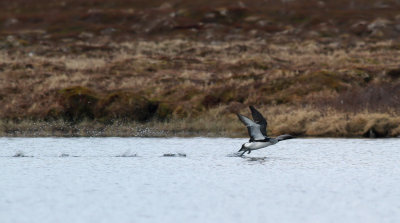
<box><xmin>1</xmin><ymin>137</ymin><xmax>400</xmax><ymax>223</ymax></box>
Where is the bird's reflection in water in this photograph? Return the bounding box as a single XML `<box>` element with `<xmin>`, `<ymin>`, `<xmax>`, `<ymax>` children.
<box><xmin>227</xmin><ymin>153</ymin><xmax>288</xmax><ymax>164</ymax></box>
<box><xmin>242</xmin><ymin>156</ymin><xmax>289</xmax><ymax>164</ymax></box>
<box><xmin>244</xmin><ymin>157</ymin><xmax>267</xmax><ymax>164</ymax></box>
<box><xmin>245</xmin><ymin>157</ymin><xmax>267</xmax><ymax>161</ymax></box>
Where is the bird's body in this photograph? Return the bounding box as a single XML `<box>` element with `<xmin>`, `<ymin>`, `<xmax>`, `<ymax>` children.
<box><xmin>237</xmin><ymin>106</ymin><xmax>293</xmax><ymax>156</ymax></box>
<box><xmin>243</xmin><ymin>141</ymin><xmax>276</xmax><ymax>150</ymax></box>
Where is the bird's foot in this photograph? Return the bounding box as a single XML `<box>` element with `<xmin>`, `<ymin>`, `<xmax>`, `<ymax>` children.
<box><xmin>239</xmin><ymin>151</ymin><xmax>246</xmax><ymax>156</ymax></box>
<box><xmin>238</xmin><ymin>149</ymin><xmax>251</xmax><ymax>156</ymax></box>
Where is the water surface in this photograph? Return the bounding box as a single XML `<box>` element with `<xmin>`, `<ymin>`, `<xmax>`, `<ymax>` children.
<box><xmin>1</xmin><ymin>138</ymin><xmax>400</xmax><ymax>223</ymax></box>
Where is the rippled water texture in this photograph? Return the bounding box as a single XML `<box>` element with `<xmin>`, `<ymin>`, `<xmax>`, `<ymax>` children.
<box><xmin>1</xmin><ymin>138</ymin><xmax>400</xmax><ymax>223</ymax></box>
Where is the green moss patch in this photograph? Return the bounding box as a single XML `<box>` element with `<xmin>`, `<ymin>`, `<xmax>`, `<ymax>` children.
<box><xmin>59</xmin><ymin>86</ymin><xmax>100</xmax><ymax>122</ymax></box>
<box><xmin>58</xmin><ymin>86</ymin><xmax>172</xmax><ymax>122</ymax></box>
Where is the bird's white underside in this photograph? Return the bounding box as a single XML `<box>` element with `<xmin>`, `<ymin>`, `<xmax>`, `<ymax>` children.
<box><xmin>244</xmin><ymin>142</ymin><xmax>273</xmax><ymax>150</ymax></box>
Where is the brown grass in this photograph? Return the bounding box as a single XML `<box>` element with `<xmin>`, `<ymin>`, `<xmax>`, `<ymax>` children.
<box><xmin>1</xmin><ymin>0</ymin><xmax>400</xmax><ymax>137</ymax></box>
<box><xmin>1</xmin><ymin>106</ymin><xmax>400</xmax><ymax>137</ymax></box>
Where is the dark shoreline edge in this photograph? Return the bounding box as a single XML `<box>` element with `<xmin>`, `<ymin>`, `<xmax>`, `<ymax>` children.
<box><xmin>1</xmin><ymin>120</ymin><xmax>399</xmax><ymax>138</ymax></box>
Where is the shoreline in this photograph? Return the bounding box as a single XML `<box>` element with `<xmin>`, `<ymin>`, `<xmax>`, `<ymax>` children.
<box><xmin>2</xmin><ymin>107</ymin><xmax>399</xmax><ymax>138</ymax></box>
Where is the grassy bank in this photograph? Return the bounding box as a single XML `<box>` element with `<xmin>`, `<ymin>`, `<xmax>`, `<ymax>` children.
<box><xmin>1</xmin><ymin>106</ymin><xmax>400</xmax><ymax>137</ymax></box>
<box><xmin>1</xmin><ymin>0</ymin><xmax>400</xmax><ymax>137</ymax></box>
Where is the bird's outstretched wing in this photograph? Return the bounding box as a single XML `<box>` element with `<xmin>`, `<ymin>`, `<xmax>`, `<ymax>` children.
<box><xmin>276</xmin><ymin>134</ymin><xmax>294</xmax><ymax>141</ymax></box>
<box><xmin>249</xmin><ymin>106</ymin><xmax>267</xmax><ymax>136</ymax></box>
<box><xmin>237</xmin><ymin>114</ymin><xmax>266</xmax><ymax>141</ymax></box>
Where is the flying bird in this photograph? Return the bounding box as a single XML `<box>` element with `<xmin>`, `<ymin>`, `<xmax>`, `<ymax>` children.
<box><xmin>237</xmin><ymin>106</ymin><xmax>293</xmax><ymax>156</ymax></box>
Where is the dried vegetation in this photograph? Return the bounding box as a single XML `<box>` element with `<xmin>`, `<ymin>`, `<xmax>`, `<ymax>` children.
<box><xmin>1</xmin><ymin>0</ymin><xmax>400</xmax><ymax>137</ymax></box>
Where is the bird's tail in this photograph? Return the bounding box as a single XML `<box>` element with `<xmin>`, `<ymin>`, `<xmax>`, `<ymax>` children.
<box><xmin>276</xmin><ymin>134</ymin><xmax>294</xmax><ymax>141</ymax></box>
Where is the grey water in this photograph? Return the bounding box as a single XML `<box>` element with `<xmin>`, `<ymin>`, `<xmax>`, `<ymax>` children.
<box><xmin>1</xmin><ymin>137</ymin><xmax>400</xmax><ymax>223</ymax></box>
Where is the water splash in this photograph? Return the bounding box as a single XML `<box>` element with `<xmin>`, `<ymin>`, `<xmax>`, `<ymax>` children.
<box><xmin>116</xmin><ymin>150</ymin><xmax>138</xmax><ymax>157</ymax></box>
<box><xmin>13</xmin><ymin>151</ymin><xmax>33</xmax><ymax>157</ymax></box>
<box><xmin>226</xmin><ymin>152</ymin><xmax>243</xmax><ymax>157</ymax></box>
<box><xmin>162</xmin><ymin>153</ymin><xmax>186</xmax><ymax>157</ymax></box>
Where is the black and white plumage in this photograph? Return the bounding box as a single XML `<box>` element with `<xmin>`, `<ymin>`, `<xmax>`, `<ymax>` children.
<box><xmin>237</xmin><ymin>106</ymin><xmax>293</xmax><ymax>156</ymax></box>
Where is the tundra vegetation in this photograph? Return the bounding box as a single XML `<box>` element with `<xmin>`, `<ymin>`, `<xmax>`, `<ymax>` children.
<box><xmin>1</xmin><ymin>0</ymin><xmax>400</xmax><ymax>137</ymax></box>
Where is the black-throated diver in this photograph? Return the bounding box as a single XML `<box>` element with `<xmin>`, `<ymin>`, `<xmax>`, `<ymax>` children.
<box><xmin>237</xmin><ymin>106</ymin><xmax>293</xmax><ymax>156</ymax></box>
